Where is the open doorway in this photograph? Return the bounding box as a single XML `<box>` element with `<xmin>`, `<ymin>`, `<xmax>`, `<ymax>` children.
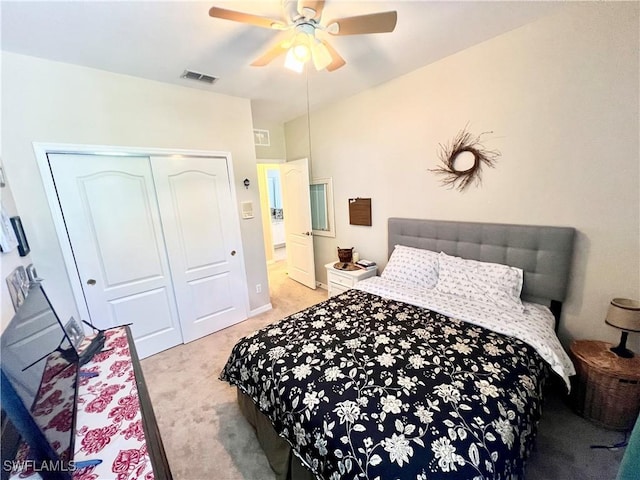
<box><xmin>258</xmin><ymin>158</ymin><xmax>317</xmax><ymax>298</ymax></box>
<box><xmin>267</xmin><ymin>168</ymin><xmax>286</xmax><ymax>261</ymax></box>
<box><xmin>257</xmin><ymin>162</ymin><xmax>288</xmax><ymax>302</ymax></box>
<box><xmin>257</xmin><ymin>163</ymin><xmax>285</xmax><ymax>265</ymax></box>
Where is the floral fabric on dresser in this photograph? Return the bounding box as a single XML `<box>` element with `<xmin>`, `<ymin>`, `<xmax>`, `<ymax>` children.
<box><xmin>8</xmin><ymin>327</ymin><xmax>154</xmax><ymax>480</ymax></box>
<box><xmin>30</xmin><ymin>351</ymin><xmax>79</xmax><ymax>462</ymax></box>
<box><xmin>221</xmin><ymin>289</ymin><xmax>548</xmax><ymax>480</ymax></box>
<box><xmin>73</xmin><ymin>327</ymin><xmax>154</xmax><ymax>480</ymax></box>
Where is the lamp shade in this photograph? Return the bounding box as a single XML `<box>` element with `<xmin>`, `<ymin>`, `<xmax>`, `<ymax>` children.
<box><xmin>605</xmin><ymin>298</ymin><xmax>640</xmax><ymax>332</ymax></box>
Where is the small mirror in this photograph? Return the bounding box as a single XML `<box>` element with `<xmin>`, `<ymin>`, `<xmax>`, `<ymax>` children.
<box><xmin>267</xmin><ymin>169</ymin><xmax>283</xmax><ymax>219</ymax></box>
<box><xmin>310</xmin><ymin>177</ymin><xmax>335</xmax><ymax>238</ymax></box>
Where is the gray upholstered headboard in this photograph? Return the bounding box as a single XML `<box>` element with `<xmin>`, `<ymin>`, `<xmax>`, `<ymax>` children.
<box><xmin>388</xmin><ymin>218</ymin><xmax>575</xmax><ymax>307</ymax></box>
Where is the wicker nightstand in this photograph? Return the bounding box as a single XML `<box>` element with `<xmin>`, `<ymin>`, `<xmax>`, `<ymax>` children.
<box><xmin>569</xmin><ymin>340</ymin><xmax>640</xmax><ymax>431</ymax></box>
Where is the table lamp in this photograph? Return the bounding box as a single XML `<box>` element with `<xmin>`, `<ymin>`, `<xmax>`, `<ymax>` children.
<box><xmin>605</xmin><ymin>298</ymin><xmax>640</xmax><ymax>358</ymax></box>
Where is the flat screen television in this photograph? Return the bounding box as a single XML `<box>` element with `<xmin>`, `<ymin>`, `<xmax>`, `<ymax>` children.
<box><xmin>1</xmin><ymin>284</ymin><xmax>82</xmax><ymax>480</ymax></box>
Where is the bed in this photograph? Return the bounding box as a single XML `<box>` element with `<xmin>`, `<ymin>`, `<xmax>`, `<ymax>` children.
<box><xmin>220</xmin><ymin>218</ymin><xmax>576</xmax><ymax>480</ymax></box>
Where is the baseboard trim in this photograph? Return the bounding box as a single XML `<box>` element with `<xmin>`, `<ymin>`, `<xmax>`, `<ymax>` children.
<box><xmin>316</xmin><ymin>281</ymin><xmax>328</xmax><ymax>290</ymax></box>
<box><xmin>249</xmin><ymin>303</ymin><xmax>273</xmax><ymax>317</ymax></box>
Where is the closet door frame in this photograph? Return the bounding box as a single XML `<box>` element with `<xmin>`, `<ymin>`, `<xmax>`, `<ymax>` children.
<box><xmin>34</xmin><ymin>142</ymin><xmax>250</xmax><ymax>332</ymax></box>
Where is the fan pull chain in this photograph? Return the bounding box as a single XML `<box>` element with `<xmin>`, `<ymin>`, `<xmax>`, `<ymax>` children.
<box><xmin>306</xmin><ymin>67</ymin><xmax>313</xmax><ymax>176</ymax></box>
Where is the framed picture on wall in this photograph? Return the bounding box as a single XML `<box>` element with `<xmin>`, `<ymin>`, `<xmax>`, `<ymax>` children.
<box><xmin>6</xmin><ymin>266</ymin><xmax>29</xmax><ymax>311</ymax></box>
<box><xmin>0</xmin><ymin>206</ymin><xmax>18</xmax><ymax>253</ymax></box>
<box><xmin>10</xmin><ymin>216</ymin><xmax>30</xmax><ymax>257</ymax></box>
<box><xmin>63</xmin><ymin>317</ymin><xmax>85</xmax><ymax>350</ymax></box>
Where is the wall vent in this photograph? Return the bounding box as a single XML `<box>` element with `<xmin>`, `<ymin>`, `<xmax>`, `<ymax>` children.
<box><xmin>253</xmin><ymin>129</ymin><xmax>270</xmax><ymax>146</ymax></box>
<box><xmin>180</xmin><ymin>70</ymin><xmax>218</xmax><ymax>84</ymax></box>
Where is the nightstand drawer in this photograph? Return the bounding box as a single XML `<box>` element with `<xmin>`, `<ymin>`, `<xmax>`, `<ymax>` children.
<box><xmin>328</xmin><ymin>282</ymin><xmax>350</xmax><ymax>298</ymax></box>
<box><xmin>329</xmin><ymin>272</ymin><xmax>356</xmax><ymax>288</ymax></box>
<box><xmin>325</xmin><ymin>262</ymin><xmax>377</xmax><ymax>298</ymax></box>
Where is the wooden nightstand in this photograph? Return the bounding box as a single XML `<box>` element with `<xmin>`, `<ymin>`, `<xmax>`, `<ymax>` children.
<box><xmin>325</xmin><ymin>262</ymin><xmax>377</xmax><ymax>298</ymax></box>
<box><xmin>569</xmin><ymin>340</ymin><xmax>640</xmax><ymax>431</ymax></box>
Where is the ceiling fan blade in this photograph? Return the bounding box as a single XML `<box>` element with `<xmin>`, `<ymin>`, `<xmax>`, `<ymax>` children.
<box><xmin>250</xmin><ymin>42</ymin><xmax>289</xmax><ymax>67</ymax></box>
<box><xmin>320</xmin><ymin>40</ymin><xmax>346</xmax><ymax>72</ymax></box>
<box><xmin>327</xmin><ymin>11</ymin><xmax>397</xmax><ymax>36</ymax></box>
<box><xmin>297</xmin><ymin>0</ymin><xmax>325</xmax><ymax>20</ymax></box>
<box><xmin>209</xmin><ymin>6</ymin><xmax>286</xmax><ymax>30</ymax></box>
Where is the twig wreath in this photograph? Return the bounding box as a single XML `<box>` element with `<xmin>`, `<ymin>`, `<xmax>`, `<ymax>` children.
<box><xmin>431</xmin><ymin>127</ymin><xmax>501</xmax><ymax>191</ymax></box>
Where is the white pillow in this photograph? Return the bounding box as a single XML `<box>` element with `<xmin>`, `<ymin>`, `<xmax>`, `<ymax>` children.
<box><xmin>435</xmin><ymin>252</ymin><xmax>524</xmax><ymax>312</ymax></box>
<box><xmin>381</xmin><ymin>245</ymin><xmax>439</xmax><ymax>289</ymax></box>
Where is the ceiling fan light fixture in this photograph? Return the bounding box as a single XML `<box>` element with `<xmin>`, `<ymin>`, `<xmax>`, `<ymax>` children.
<box><xmin>292</xmin><ymin>43</ymin><xmax>311</xmax><ymax>62</ymax></box>
<box><xmin>209</xmin><ymin>3</ymin><xmax>397</xmax><ymax>73</ymax></box>
<box><xmin>284</xmin><ymin>46</ymin><xmax>307</xmax><ymax>73</ymax></box>
<box><xmin>284</xmin><ymin>32</ymin><xmax>313</xmax><ymax>73</ymax></box>
<box><xmin>310</xmin><ymin>40</ymin><xmax>332</xmax><ymax>71</ymax></box>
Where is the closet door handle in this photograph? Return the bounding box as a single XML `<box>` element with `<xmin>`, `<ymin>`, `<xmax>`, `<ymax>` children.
<box><xmin>230</xmin><ymin>250</ymin><xmax>237</xmax><ymax>256</ymax></box>
<box><xmin>87</xmin><ymin>279</ymin><xmax>97</xmax><ymax>286</ymax></box>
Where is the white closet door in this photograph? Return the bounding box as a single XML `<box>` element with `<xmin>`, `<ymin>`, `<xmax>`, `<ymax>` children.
<box><xmin>151</xmin><ymin>156</ymin><xmax>248</xmax><ymax>343</ymax></box>
<box><xmin>48</xmin><ymin>154</ymin><xmax>183</xmax><ymax>358</ymax></box>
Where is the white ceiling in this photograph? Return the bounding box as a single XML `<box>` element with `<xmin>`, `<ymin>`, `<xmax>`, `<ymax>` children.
<box><xmin>1</xmin><ymin>1</ymin><xmax>562</xmax><ymax>125</ymax></box>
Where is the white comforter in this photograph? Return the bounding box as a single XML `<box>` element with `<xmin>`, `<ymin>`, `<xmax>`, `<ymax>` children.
<box><xmin>355</xmin><ymin>276</ymin><xmax>575</xmax><ymax>389</ymax></box>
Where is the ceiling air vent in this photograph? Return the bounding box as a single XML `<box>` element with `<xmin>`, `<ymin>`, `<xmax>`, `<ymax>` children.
<box><xmin>180</xmin><ymin>70</ymin><xmax>218</xmax><ymax>85</ymax></box>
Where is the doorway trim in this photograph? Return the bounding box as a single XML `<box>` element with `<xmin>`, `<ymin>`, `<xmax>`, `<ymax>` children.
<box><xmin>33</xmin><ymin>142</ymin><xmax>250</xmax><ymax>326</ymax></box>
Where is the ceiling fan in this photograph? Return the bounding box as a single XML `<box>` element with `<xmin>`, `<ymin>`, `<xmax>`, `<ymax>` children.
<box><xmin>209</xmin><ymin>1</ymin><xmax>397</xmax><ymax>72</ymax></box>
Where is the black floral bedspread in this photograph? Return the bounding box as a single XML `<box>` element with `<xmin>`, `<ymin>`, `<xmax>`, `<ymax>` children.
<box><xmin>220</xmin><ymin>289</ymin><xmax>547</xmax><ymax>480</ymax></box>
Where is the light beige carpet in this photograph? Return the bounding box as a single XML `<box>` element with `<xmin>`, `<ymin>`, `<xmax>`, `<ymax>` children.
<box><xmin>141</xmin><ymin>261</ymin><xmax>325</xmax><ymax>480</ymax></box>
<box><xmin>141</xmin><ymin>261</ymin><xmax>625</xmax><ymax>480</ymax></box>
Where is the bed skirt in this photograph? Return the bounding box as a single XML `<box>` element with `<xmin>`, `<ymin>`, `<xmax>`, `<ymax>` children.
<box><xmin>237</xmin><ymin>390</ymin><xmax>314</xmax><ymax>480</ymax></box>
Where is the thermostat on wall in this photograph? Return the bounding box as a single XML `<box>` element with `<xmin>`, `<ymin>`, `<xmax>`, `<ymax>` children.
<box><xmin>241</xmin><ymin>201</ymin><xmax>254</xmax><ymax>219</ymax></box>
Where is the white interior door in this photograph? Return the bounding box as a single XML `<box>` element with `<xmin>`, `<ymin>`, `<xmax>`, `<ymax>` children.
<box><xmin>48</xmin><ymin>153</ymin><xmax>183</xmax><ymax>358</ymax></box>
<box><xmin>150</xmin><ymin>156</ymin><xmax>248</xmax><ymax>343</ymax></box>
<box><xmin>280</xmin><ymin>158</ymin><xmax>316</xmax><ymax>289</ymax></box>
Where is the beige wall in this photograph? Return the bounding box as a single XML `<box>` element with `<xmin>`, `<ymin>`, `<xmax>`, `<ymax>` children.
<box><xmin>1</xmin><ymin>52</ymin><xmax>271</xmax><ymax>327</ymax></box>
<box><xmin>253</xmin><ymin>121</ymin><xmax>287</xmax><ymax>160</ymax></box>
<box><xmin>0</xmin><ymin>171</ymin><xmax>33</xmax><ymax>331</ymax></box>
<box><xmin>286</xmin><ymin>3</ymin><xmax>640</xmax><ymax>350</ymax></box>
